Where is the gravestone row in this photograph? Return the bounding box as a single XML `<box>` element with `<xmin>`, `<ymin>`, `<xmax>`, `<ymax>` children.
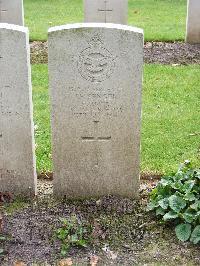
<box><xmin>0</xmin><ymin>0</ymin><xmax>199</xmax><ymax>199</ymax></box>
<box><xmin>0</xmin><ymin>0</ymin><xmax>127</xmax><ymax>26</ymax></box>
<box><xmin>0</xmin><ymin>0</ymin><xmax>199</xmax><ymax>43</ymax></box>
<box><xmin>0</xmin><ymin>23</ymin><xmax>143</xmax><ymax>198</ymax></box>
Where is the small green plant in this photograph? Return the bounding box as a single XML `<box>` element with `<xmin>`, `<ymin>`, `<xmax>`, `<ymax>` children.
<box><xmin>56</xmin><ymin>214</ymin><xmax>90</xmax><ymax>256</ymax></box>
<box><xmin>0</xmin><ymin>234</ymin><xmax>7</xmax><ymax>257</ymax></box>
<box><xmin>148</xmin><ymin>161</ymin><xmax>200</xmax><ymax>244</ymax></box>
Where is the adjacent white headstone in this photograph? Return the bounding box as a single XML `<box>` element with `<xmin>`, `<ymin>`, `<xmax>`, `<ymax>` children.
<box><xmin>0</xmin><ymin>24</ymin><xmax>37</xmax><ymax>196</ymax></box>
<box><xmin>0</xmin><ymin>0</ymin><xmax>24</xmax><ymax>26</ymax></box>
<box><xmin>84</xmin><ymin>0</ymin><xmax>128</xmax><ymax>24</ymax></box>
<box><xmin>49</xmin><ymin>23</ymin><xmax>143</xmax><ymax>199</ymax></box>
<box><xmin>186</xmin><ymin>0</ymin><xmax>200</xmax><ymax>43</ymax></box>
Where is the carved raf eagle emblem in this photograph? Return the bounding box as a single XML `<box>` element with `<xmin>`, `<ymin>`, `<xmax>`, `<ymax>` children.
<box><xmin>78</xmin><ymin>34</ymin><xmax>116</xmax><ymax>82</ymax></box>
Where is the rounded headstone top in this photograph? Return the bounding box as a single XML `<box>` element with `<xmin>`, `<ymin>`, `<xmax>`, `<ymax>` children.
<box><xmin>48</xmin><ymin>23</ymin><xmax>143</xmax><ymax>35</ymax></box>
<box><xmin>0</xmin><ymin>23</ymin><xmax>28</xmax><ymax>33</ymax></box>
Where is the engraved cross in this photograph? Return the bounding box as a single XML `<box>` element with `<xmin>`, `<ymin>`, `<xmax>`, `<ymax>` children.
<box><xmin>81</xmin><ymin>121</ymin><xmax>111</xmax><ymax>166</ymax></box>
<box><xmin>98</xmin><ymin>0</ymin><xmax>113</xmax><ymax>23</ymax></box>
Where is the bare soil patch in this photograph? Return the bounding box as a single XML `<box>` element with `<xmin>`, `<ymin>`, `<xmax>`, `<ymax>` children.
<box><xmin>144</xmin><ymin>41</ymin><xmax>200</xmax><ymax>65</ymax></box>
<box><xmin>0</xmin><ymin>179</ymin><xmax>199</xmax><ymax>265</ymax></box>
<box><xmin>31</xmin><ymin>42</ymin><xmax>48</xmax><ymax>65</ymax></box>
<box><xmin>30</xmin><ymin>41</ymin><xmax>200</xmax><ymax>65</ymax></box>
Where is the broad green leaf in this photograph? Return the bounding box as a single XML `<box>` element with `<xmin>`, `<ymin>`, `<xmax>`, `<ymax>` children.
<box><xmin>158</xmin><ymin>198</ymin><xmax>169</xmax><ymax>210</ymax></box>
<box><xmin>147</xmin><ymin>200</ymin><xmax>159</xmax><ymax>211</ymax></box>
<box><xmin>194</xmin><ymin>169</ymin><xmax>200</xmax><ymax>180</ymax></box>
<box><xmin>190</xmin><ymin>201</ymin><xmax>200</xmax><ymax>211</ymax></box>
<box><xmin>192</xmin><ymin>184</ymin><xmax>200</xmax><ymax>194</ymax></box>
<box><xmin>182</xmin><ymin>211</ymin><xmax>195</xmax><ymax>223</ymax></box>
<box><xmin>171</xmin><ymin>181</ymin><xmax>182</xmax><ymax>190</ymax></box>
<box><xmin>169</xmin><ymin>195</ymin><xmax>186</xmax><ymax>213</ymax></box>
<box><xmin>184</xmin><ymin>192</ymin><xmax>196</xmax><ymax>202</ymax></box>
<box><xmin>150</xmin><ymin>187</ymin><xmax>158</xmax><ymax>198</ymax></box>
<box><xmin>159</xmin><ymin>178</ymin><xmax>171</xmax><ymax>187</ymax></box>
<box><xmin>175</xmin><ymin>223</ymin><xmax>192</xmax><ymax>242</ymax></box>
<box><xmin>196</xmin><ymin>212</ymin><xmax>200</xmax><ymax>224</ymax></box>
<box><xmin>156</xmin><ymin>207</ymin><xmax>166</xmax><ymax>216</ymax></box>
<box><xmin>156</xmin><ymin>184</ymin><xmax>172</xmax><ymax>198</ymax></box>
<box><xmin>163</xmin><ymin>211</ymin><xmax>178</xmax><ymax>221</ymax></box>
<box><xmin>182</xmin><ymin>180</ymin><xmax>195</xmax><ymax>192</ymax></box>
<box><xmin>172</xmin><ymin>173</ymin><xmax>181</xmax><ymax>182</ymax></box>
<box><xmin>190</xmin><ymin>225</ymin><xmax>200</xmax><ymax>244</ymax></box>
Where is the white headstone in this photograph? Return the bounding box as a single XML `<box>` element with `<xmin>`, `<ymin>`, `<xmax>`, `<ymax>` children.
<box><xmin>84</xmin><ymin>0</ymin><xmax>128</xmax><ymax>24</ymax></box>
<box><xmin>49</xmin><ymin>23</ymin><xmax>143</xmax><ymax>199</ymax></box>
<box><xmin>0</xmin><ymin>24</ymin><xmax>37</xmax><ymax>196</ymax></box>
<box><xmin>186</xmin><ymin>0</ymin><xmax>200</xmax><ymax>43</ymax></box>
<box><xmin>0</xmin><ymin>0</ymin><xmax>24</xmax><ymax>26</ymax></box>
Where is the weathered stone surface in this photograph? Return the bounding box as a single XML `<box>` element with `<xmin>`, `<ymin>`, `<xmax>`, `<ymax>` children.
<box><xmin>0</xmin><ymin>0</ymin><xmax>24</xmax><ymax>26</ymax></box>
<box><xmin>49</xmin><ymin>23</ymin><xmax>143</xmax><ymax>199</ymax></box>
<box><xmin>0</xmin><ymin>24</ymin><xmax>37</xmax><ymax>196</ymax></box>
<box><xmin>84</xmin><ymin>0</ymin><xmax>128</xmax><ymax>24</ymax></box>
<box><xmin>186</xmin><ymin>0</ymin><xmax>200</xmax><ymax>44</ymax></box>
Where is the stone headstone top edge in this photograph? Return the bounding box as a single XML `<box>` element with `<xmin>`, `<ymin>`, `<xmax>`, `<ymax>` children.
<box><xmin>48</xmin><ymin>23</ymin><xmax>143</xmax><ymax>35</ymax></box>
<box><xmin>0</xmin><ymin>23</ymin><xmax>27</xmax><ymax>33</ymax></box>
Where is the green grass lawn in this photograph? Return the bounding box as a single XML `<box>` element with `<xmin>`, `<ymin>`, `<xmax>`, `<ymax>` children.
<box><xmin>24</xmin><ymin>0</ymin><xmax>187</xmax><ymax>41</ymax></box>
<box><xmin>32</xmin><ymin>64</ymin><xmax>200</xmax><ymax>175</ymax></box>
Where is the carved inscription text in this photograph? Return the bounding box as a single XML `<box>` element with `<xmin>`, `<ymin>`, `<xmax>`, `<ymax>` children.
<box><xmin>67</xmin><ymin>86</ymin><xmax>125</xmax><ymax>119</ymax></box>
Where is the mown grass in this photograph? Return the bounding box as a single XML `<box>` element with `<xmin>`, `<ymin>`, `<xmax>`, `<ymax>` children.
<box><xmin>32</xmin><ymin>65</ymin><xmax>51</xmax><ymax>172</ymax></box>
<box><xmin>32</xmin><ymin>64</ymin><xmax>200</xmax><ymax>175</ymax></box>
<box><xmin>24</xmin><ymin>0</ymin><xmax>187</xmax><ymax>41</ymax></box>
<box><xmin>128</xmin><ymin>0</ymin><xmax>186</xmax><ymax>41</ymax></box>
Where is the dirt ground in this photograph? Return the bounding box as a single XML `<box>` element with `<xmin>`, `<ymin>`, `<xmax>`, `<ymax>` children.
<box><xmin>30</xmin><ymin>41</ymin><xmax>200</xmax><ymax>65</ymax></box>
<box><xmin>0</xmin><ymin>178</ymin><xmax>200</xmax><ymax>266</ymax></box>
